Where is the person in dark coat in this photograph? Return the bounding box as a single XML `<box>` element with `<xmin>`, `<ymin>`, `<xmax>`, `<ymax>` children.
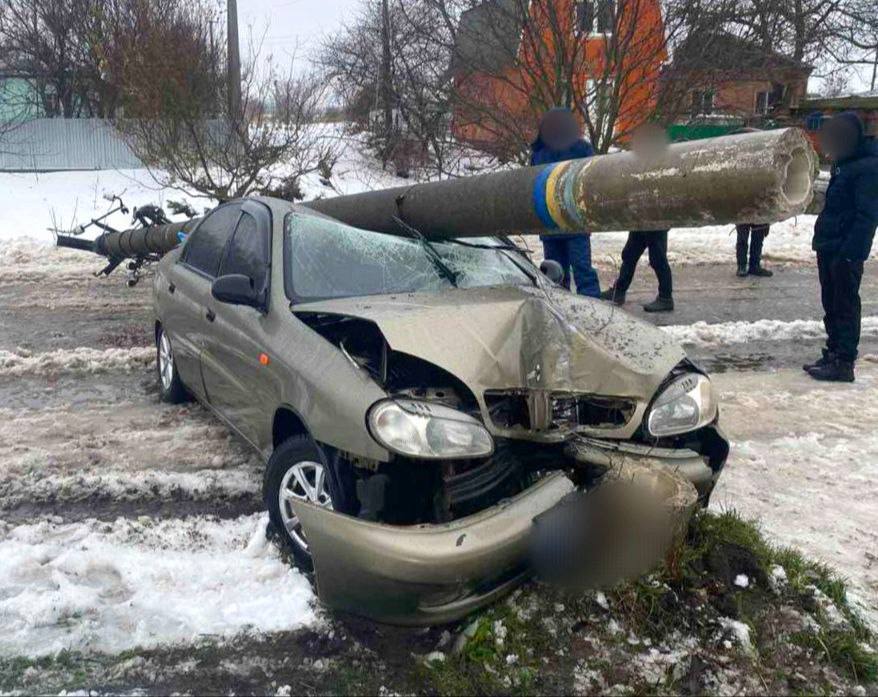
<box><xmin>735</xmin><ymin>223</ymin><xmax>773</xmax><ymax>277</ymax></box>
<box><xmin>530</xmin><ymin>108</ymin><xmax>600</xmax><ymax>297</ymax></box>
<box><xmin>731</xmin><ymin>128</ymin><xmax>774</xmax><ymax>278</ymax></box>
<box><xmin>804</xmin><ymin>112</ymin><xmax>878</xmax><ymax>382</ymax></box>
<box><xmin>600</xmin><ymin>122</ymin><xmax>674</xmax><ymax>312</ymax></box>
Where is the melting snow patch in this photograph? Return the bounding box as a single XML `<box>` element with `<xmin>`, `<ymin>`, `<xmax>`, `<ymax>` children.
<box><xmin>734</xmin><ymin>574</ymin><xmax>750</xmax><ymax>588</ymax></box>
<box><xmin>770</xmin><ymin>565</ymin><xmax>788</xmax><ymax>590</ymax></box>
<box><xmin>0</xmin><ymin>467</ymin><xmax>260</xmax><ymax>511</ymax></box>
<box><xmin>663</xmin><ymin>317</ymin><xmax>878</xmax><ymax>349</ymax></box>
<box><xmin>0</xmin><ymin>513</ymin><xmax>317</xmax><ymax>657</ymax></box>
<box><xmin>0</xmin><ymin>346</ymin><xmax>154</xmax><ymax>377</ymax></box>
<box><xmin>717</xmin><ymin>618</ymin><xmax>754</xmax><ymax>653</ymax></box>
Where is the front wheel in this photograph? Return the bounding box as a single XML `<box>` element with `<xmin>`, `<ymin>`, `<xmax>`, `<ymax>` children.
<box><xmin>156</xmin><ymin>325</ymin><xmax>190</xmax><ymax>404</ymax></box>
<box><xmin>265</xmin><ymin>435</ymin><xmax>346</xmax><ymax>572</ymax></box>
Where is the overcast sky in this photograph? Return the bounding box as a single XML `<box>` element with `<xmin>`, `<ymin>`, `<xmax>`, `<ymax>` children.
<box><xmin>238</xmin><ymin>0</ymin><xmax>355</xmax><ymax>64</ymax></box>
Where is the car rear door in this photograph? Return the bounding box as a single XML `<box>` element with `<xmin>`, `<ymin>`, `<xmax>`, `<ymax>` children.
<box><xmin>162</xmin><ymin>202</ymin><xmax>243</xmax><ymax>400</ymax></box>
<box><xmin>200</xmin><ymin>200</ymin><xmax>275</xmax><ymax>449</ymax></box>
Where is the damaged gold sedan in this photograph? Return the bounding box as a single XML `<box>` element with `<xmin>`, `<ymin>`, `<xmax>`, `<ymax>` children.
<box><xmin>152</xmin><ymin>196</ymin><xmax>729</xmax><ymax>624</ymax></box>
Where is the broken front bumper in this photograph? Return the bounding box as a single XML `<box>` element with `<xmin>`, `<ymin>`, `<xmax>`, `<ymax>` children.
<box><xmin>567</xmin><ymin>424</ymin><xmax>730</xmax><ymax>502</ymax></box>
<box><xmin>291</xmin><ymin>472</ymin><xmax>575</xmax><ymax>625</ymax></box>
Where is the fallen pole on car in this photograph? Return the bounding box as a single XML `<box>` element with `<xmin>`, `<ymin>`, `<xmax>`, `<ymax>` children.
<box><xmin>306</xmin><ymin>127</ymin><xmax>817</xmax><ymax>236</ymax></box>
<box><xmin>56</xmin><ymin>128</ymin><xmax>818</xmax><ymax>263</ymax></box>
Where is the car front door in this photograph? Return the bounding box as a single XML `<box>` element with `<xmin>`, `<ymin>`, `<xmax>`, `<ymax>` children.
<box><xmin>163</xmin><ymin>202</ymin><xmax>243</xmax><ymax>400</ymax></box>
<box><xmin>200</xmin><ymin>200</ymin><xmax>276</xmax><ymax>449</ymax></box>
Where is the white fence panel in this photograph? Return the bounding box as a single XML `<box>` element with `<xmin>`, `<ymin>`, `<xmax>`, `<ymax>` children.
<box><xmin>0</xmin><ymin>119</ymin><xmax>143</xmax><ymax>171</ymax></box>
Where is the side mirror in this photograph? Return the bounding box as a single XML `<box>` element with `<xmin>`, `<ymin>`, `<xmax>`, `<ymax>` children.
<box><xmin>211</xmin><ymin>274</ymin><xmax>262</xmax><ymax>308</ymax></box>
<box><xmin>539</xmin><ymin>259</ymin><xmax>565</xmax><ymax>285</ymax></box>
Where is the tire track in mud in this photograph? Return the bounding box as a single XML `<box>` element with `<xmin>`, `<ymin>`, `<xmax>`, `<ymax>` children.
<box><xmin>0</xmin><ymin>346</ymin><xmax>155</xmax><ymax>377</ymax></box>
<box><xmin>0</xmin><ymin>397</ymin><xmax>263</xmax><ymax>524</ymax></box>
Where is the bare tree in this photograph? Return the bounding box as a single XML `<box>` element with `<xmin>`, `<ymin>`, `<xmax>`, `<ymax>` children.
<box><xmin>321</xmin><ymin>0</ymin><xmax>474</xmax><ymax>178</ymax></box>
<box><xmin>438</xmin><ymin>0</ymin><xmax>702</xmax><ymax>157</ymax></box>
<box><xmin>116</xmin><ymin>3</ymin><xmax>336</xmax><ymax>202</ymax></box>
<box><xmin>825</xmin><ymin>0</ymin><xmax>878</xmax><ymax>91</ymax></box>
<box><xmin>0</xmin><ymin>0</ymin><xmax>84</xmax><ymax>116</ymax></box>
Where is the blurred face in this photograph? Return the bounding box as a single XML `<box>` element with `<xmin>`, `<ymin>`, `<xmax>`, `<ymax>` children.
<box><xmin>540</xmin><ymin>111</ymin><xmax>581</xmax><ymax>151</ymax></box>
<box><xmin>631</xmin><ymin>123</ymin><xmax>669</xmax><ymax>157</ymax></box>
<box><xmin>819</xmin><ymin>119</ymin><xmax>860</xmax><ymax>162</ymax></box>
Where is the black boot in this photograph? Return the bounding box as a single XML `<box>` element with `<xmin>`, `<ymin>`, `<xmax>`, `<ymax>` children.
<box><xmin>748</xmin><ymin>230</ymin><xmax>773</xmax><ymax>277</ymax></box>
<box><xmin>600</xmin><ymin>286</ymin><xmax>626</xmax><ymax>306</ymax></box>
<box><xmin>808</xmin><ymin>359</ymin><xmax>855</xmax><ymax>383</ymax></box>
<box><xmin>803</xmin><ymin>349</ymin><xmax>834</xmax><ymax>373</ymax></box>
<box><xmin>643</xmin><ymin>296</ymin><xmax>674</xmax><ymax>313</ymax></box>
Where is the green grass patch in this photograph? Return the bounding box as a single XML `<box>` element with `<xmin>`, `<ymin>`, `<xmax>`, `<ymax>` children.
<box><xmin>793</xmin><ymin>628</ymin><xmax>878</xmax><ymax>684</ymax></box>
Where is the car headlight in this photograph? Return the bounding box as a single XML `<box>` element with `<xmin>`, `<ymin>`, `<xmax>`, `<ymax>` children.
<box><xmin>368</xmin><ymin>399</ymin><xmax>495</xmax><ymax>459</ymax></box>
<box><xmin>646</xmin><ymin>373</ymin><xmax>717</xmax><ymax>437</ymax></box>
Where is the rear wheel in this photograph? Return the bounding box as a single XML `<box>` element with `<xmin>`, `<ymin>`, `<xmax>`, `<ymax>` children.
<box><xmin>156</xmin><ymin>325</ymin><xmax>189</xmax><ymax>404</ymax></box>
<box><xmin>265</xmin><ymin>435</ymin><xmax>347</xmax><ymax>572</ymax></box>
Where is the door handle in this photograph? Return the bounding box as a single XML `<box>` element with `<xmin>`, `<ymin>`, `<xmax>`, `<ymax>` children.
<box><xmin>206</xmin><ymin>309</ymin><xmax>216</xmax><ymax>322</ymax></box>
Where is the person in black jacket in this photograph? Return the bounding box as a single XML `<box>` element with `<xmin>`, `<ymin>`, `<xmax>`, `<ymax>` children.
<box><xmin>735</xmin><ymin>223</ymin><xmax>773</xmax><ymax>277</ymax></box>
<box><xmin>731</xmin><ymin>128</ymin><xmax>773</xmax><ymax>278</ymax></box>
<box><xmin>804</xmin><ymin>112</ymin><xmax>878</xmax><ymax>382</ymax></box>
<box><xmin>600</xmin><ymin>122</ymin><xmax>674</xmax><ymax>312</ymax></box>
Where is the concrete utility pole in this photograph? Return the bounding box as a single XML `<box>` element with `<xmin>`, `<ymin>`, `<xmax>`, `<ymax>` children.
<box><xmin>227</xmin><ymin>0</ymin><xmax>242</xmax><ymax>119</ymax></box>
<box><xmin>379</xmin><ymin>0</ymin><xmax>394</xmax><ymax>163</ymax></box>
<box><xmin>58</xmin><ymin>129</ymin><xmax>818</xmax><ymax>262</ymax></box>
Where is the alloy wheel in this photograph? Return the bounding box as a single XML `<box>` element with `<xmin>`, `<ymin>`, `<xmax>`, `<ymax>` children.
<box><xmin>158</xmin><ymin>332</ymin><xmax>174</xmax><ymax>391</ymax></box>
<box><xmin>278</xmin><ymin>460</ymin><xmax>334</xmax><ymax>551</ymax></box>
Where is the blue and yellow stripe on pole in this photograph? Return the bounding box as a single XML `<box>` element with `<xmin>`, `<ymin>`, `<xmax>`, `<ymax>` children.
<box><xmin>531</xmin><ymin>161</ymin><xmax>587</xmax><ymax>231</ymax></box>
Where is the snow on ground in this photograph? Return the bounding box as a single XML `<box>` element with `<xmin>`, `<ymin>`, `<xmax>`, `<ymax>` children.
<box><xmin>713</xmin><ymin>365</ymin><xmax>878</xmax><ymax>627</ymax></box>
<box><xmin>0</xmin><ymin>169</ymin><xmax>204</xmax><ymax>247</ymax></box>
<box><xmin>663</xmin><ymin>316</ymin><xmax>878</xmax><ymax>348</ymax></box>
<box><xmin>0</xmin><ymin>400</ymin><xmax>261</xmax><ymax>512</ymax></box>
<box><xmin>5</xmin><ymin>315</ymin><xmax>875</xmax><ymax>380</ymax></box>
<box><xmin>0</xmin><ymin>513</ymin><xmax>317</xmax><ymax>657</ymax></box>
<box><xmin>515</xmin><ymin>215</ymin><xmax>819</xmax><ymax>269</ymax></box>
<box><xmin>0</xmin><ymin>125</ymin><xmax>408</xmax><ymax>250</ymax></box>
<box><xmin>0</xmin><ymin>346</ymin><xmax>154</xmax><ymax>377</ymax></box>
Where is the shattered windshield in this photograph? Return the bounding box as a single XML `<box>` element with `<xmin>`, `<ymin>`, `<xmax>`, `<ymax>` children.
<box><xmin>285</xmin><ymin>213</ymin><xmax>534</xmax><ymax>301</ymax></box>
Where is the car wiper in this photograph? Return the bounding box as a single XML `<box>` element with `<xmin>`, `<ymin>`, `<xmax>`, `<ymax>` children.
<box><xmin>392</xmin><ymin>216</ymin><xmax>459</xmax><ymax>287</ymax></box>
<box><xmin>445</xmin><ymin>238</ymin><xmax>523</xmax><ymax>252</ymax></box>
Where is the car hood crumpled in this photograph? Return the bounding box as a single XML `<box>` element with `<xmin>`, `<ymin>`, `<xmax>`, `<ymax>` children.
<box><xmin>293</xmin><ymin>285</ymin><xmax>685</xmax><ymax>401</ymax></box>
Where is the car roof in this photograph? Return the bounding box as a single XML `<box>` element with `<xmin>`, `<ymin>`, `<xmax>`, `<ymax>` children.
<box><xmin>241</xmin><ymin>195</ymin><xmax>340</xmax><ymax>227</ymax></box>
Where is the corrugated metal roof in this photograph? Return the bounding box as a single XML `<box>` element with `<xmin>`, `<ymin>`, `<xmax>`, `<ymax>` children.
<box><xmin>0</xmin><ymin>118</ymin><xmax>143</xmax><ymax>171</ymax></box>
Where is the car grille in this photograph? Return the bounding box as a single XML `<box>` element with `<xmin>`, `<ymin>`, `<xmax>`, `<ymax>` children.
<box><xmin>485</xmin><ymin>390</ymin><xmax>635</xmax><ymax>432</ymax></box>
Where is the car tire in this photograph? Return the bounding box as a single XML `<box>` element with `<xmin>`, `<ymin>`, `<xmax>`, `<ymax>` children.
<box><xmin>265</xmin><ymin>435</ymin><xmax>346</xmax><ymax>573</ymax></box>
<box><xmin>156</xmin><ymin>325</ymin><xmax>190</xmax><ymax>404</ymax></box>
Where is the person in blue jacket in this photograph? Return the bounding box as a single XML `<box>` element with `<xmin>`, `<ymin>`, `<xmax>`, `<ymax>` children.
<box><xmin>804</xmin><ymin>112</ymin><xmax>878</xmax><ymax>383</ymax></box>
<box><xmin>530</xmin><ymin>108</ymin><xmax>601</xmax><ymax>297</ymax></box>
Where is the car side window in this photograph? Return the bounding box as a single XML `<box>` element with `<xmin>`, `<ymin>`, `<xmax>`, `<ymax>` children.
<box><xmin>181</xmin><ymin>202</ymin><xmax>243</xmax><ymax>277</ymax></box>
<box><xmin>220</xmin><ymin>212</ymin><xmax>270</xmax><ymax>290</ymax></box>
